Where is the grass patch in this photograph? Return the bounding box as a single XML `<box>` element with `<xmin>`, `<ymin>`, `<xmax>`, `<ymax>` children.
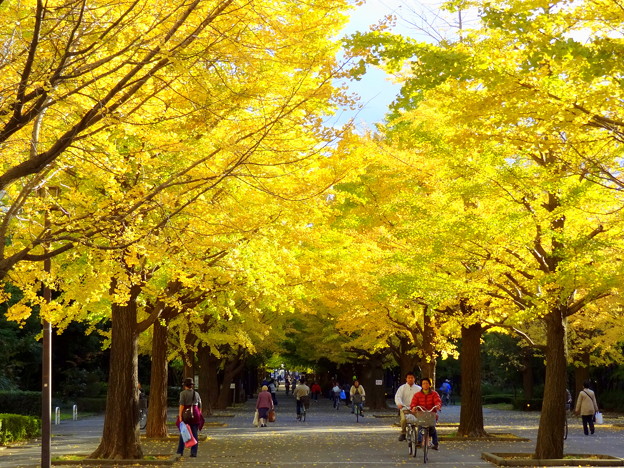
<box><xmin>483</xmin><ymin>403</ymin><xmax>514</xmax><ymax>411</ymax></box>
<box><xmin>482</xmin><ymin>452</ymin><xmax>624</xmax><ymax>466</ymax></box>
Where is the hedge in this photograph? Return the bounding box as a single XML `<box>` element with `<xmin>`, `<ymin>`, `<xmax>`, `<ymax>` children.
<box><xmin>0</xmin><ymin>391</ymin><xmax>41</xmax><ymax>416</ymax></box>
<box><xmin>0</xmin><ymin>414</ymin><xmax>40</xmax><ymax>444</ymax></box>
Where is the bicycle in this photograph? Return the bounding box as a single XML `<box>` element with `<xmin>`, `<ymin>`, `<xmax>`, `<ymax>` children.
<box><xmin>138</xmin><ymin>395</ymin><xmax>148</xmax><ymax>430</ymax></box>
<box><xmin>564</xmin><ymin>401</ymin><xmax>571</xmax><ymax>440</ymax></box>
<box><xmin>406</xmin><ymin>406</ymin><xmax>437</xmax><ymax>463</ymax></box>
<box><xmin>332</xmin><ymin>391</ymin><xmax>341</xmax><ymax>410</ymax></box>
<box><xmin>352</xmin><ymin>393</ymin><xmax>364</xmax><ymax>422</ymax></box>
<box><xmin>297</xmin><ymin>395</ymin><xmax>310</xmax><ymax>422</ymax></box>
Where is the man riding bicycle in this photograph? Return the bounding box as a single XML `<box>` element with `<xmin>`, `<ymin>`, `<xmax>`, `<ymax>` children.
<box><xmin>439</xmin><ymin>379</ymin><xmax>451</xmax><ymax>405</ymax></box>
<box><xmin>294</xmin><ymin>378</ymin><xmax>310</xmax><ymax>420</ymax></box>
<box><xmin>410</xmin><ymin>378</ymin><xmax>442</xmax><ymax>450</ymax></box>
<box><xmin>395</xmin><ymin>372</ymin><xmax>421</xmax><ymax>441</ymax></box>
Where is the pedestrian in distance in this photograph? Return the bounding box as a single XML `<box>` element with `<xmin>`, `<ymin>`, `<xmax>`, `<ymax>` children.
<box><xmin>410</xmin><ymin>378</ymin><xmax>441</xmax><ymax>450</ymax></box>
<box><xmin>311</xmin><ymin>382</ymin><xmax>322</xmax><ymax>401</ymax></box>
<box><xmin>575</xmin><ymin>380</ymin><xmax>600</xmax><ymax>435</ymax></box>
<box><xmin>256</xmin><ymin>385</ymin><xmax>274</xmax><ymax>427</ymax></box>
<box><xmin>395</xmin><ymin>372</ymin><xmax>422</xmax><ymax>441</ymax></box>
<box><xmin>176</xmin><ymin>378</ymin><xmax>202</xmax><ymax>459</ymax></box>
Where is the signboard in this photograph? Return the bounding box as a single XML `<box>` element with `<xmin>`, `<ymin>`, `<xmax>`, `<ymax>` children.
<box><xmin>230</xmin><ymin>383</ymin><xmax>236</xmax><ymax>389</ymax></box>
<box><xmin>375</xmin><ymin>379</ymin><xmax>383</xmax><ymax>386</ymax></box>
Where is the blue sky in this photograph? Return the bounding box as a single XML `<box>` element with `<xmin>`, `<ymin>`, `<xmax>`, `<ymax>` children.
<box><xmin>335</xmin><ymin>0</ymin><xmax>473</xmax><ymax>129</ymax></box>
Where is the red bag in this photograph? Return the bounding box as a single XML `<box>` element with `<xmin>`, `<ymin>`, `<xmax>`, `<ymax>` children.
<box><xmin>183</xmin><ymin>423</ymin><xmax>197</xmax><ymax>448</ymax></box>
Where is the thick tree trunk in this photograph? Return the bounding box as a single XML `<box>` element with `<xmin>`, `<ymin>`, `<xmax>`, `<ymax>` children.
<box><xmin>458</xmin><ymin>324</ymin><xmax>487</xmax><ymax>437</ymax></box>
<box><xmin>574</xmin><ymin>354</ymin><xmax>590</xmax><ymax>398</ymax></box>
<box><xmin>534</xmin><ymin>308</ymin><xmax>567</xmax><ymax>459</ymax></box>
<box><xmin>197</xmin><ymin>343</ymin><xmax>216</xmax><ymax>416</ymax></box>
<box><xmin>201</xmin><ymin>351</ymin><xmax>220</xmax><ymax>414</ymax></box>
<box><xmin>145</xmin><ymin>318</ymin><xmax>169</xmax><ymax>438</ymax></box>
<box><xmin>216</xmin><ymin>354</ymin><xmax>245</xmax><ymax>409</ymax></box>
<box><xmin>217</xmin><ymin>352</ymin><xmax>245</xmax><ymax>409</ymax></box>
<box><xmin>361</xmin><ymin>358</ymin><xmax>386</xmax><ymax>409</ymax></box>
<box><xmin>522</xmin><ymin>352</ymin><xmax>534</xmax><ymax>399</ymax></box>
<box><xmin>396</xmin><ymin>336</ymin><xmax>421</xmax><ymax>377</ymax></box>
<box><xmin>420</xmin><ymin>310</ymin><xmax>437</xmax><ymax>382</ymax></box>
<box><xmin>90</xmin><ymin>292</ymin><xmax>143</xmax><ymax>459</ymax></box>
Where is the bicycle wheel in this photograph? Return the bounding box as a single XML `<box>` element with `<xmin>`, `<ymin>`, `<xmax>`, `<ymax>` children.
<box><xmin>139</xmin><ymin>409</ymin><xmax>147</xmax><ymax>430</ymax></box>
<box><xmin>422</xmin><ymin>428</ymin><xmax>429</xmax><ymax>463</ymax></box>
<box><xmin>355</xmin><ymin>405</ymin><xmax>360</xmax><ymax>422</ymax></box>
<box><xmin>302</xmin><ymin>408</ymin><xmax>306</xmax><ymax>422</ymax></box>
<box><xmin>563</xmin><ymin>415</ymin><xmax>568</xmax><ymax>440</ymax></box>
<box><xmin>409</xmin><ymin>425</ymin><xmax>417</xmax><ymax>457</ymax></box>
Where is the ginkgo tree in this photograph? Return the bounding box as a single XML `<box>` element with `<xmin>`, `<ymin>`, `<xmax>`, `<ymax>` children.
<box><xmin>1</xmin><ymin>0</ymin><xmax>356</xmax><ymax>460</ymax></box>
<box><xmin>344</xmin><ymin>0</ymin><xmax>624</xmax><ymax>458</ymax></box>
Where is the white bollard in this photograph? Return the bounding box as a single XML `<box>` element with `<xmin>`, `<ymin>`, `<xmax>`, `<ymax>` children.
<box><xmin>73</xmin><ymin>405</ymin><xmax>78</xmax><ymax>420</ymax></box>
<box><xmin>54</xmin><ymin>407</ymin><xmax>61</xmax><ymax>425</ymax></box>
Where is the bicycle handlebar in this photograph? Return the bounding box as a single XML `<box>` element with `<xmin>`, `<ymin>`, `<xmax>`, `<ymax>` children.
<box><xmin>413</xmin><ymin>405</ymin><xmax>439</xmax><ymax>412</ymax></box>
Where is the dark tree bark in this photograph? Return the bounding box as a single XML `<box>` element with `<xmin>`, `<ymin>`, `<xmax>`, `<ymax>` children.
<box><xmin>90</xmin><ymin>285</ymin><xmax>143</xmax><ymax>459</ymax></box>
<box><xmin>395</xmin><ymin>336</ymin><xmax>421</xmax><ymax>377</ymax></box>
<box><xmin>420</xmin><ymin>308</ymin><xmax>437</xmax><ymax>382</ymax></box>
<box><xmin>198</xmin><ymin>343</ymin><xmax>218</xmax><ymax>416</ymax></box>
<box><xmin>215</xmin><ymin>353</ymin><xmax>245</xmax><ymax>409</ymax></box>
<box><xmin>574</xmin><ymin>354</ymin><xmax>590</xmax><ymax>398</ymax></box>
<box><xmin>198</xmin><ymin>346</ymin><xmax>221</xmax><ymax>415</ymax></box>
<box><xmin>458</xmin><ymin>323</ymin><xmax>488</xmax><ymax>437</ymax></box>
<box><xmin>145</xmin><ymin>317</ymin><xmax>169</xmax><ymax>438</ymax></box>
<box><xmin>361</xmin><ymin>357</ymin><xmax>386</xmax><ymax>409</ymax></box>
<box><xmin>534</xmin><ymin>308</ymin><xmax>567</xmax><ymax>459</ymax></box>
<box><xmin>521</xmin><ymin>351</ymin><xmax>534</xmax><ymax>399</ymax></box>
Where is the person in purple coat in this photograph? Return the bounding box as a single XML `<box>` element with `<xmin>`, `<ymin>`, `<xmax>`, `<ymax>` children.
<box><xmin>256</xmin><ymin>385</ymin><xmax>274</xmax><ymax>427</ymax></box>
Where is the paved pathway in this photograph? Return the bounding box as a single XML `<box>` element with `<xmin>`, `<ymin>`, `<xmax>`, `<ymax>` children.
<box><xmin>2</xmin><ymin>387</ymin><xmax>624</xmax><ymax>467</ymax></box>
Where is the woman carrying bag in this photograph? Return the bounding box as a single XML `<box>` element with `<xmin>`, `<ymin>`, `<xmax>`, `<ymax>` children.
<box><xmin>256</xmin><ymin>385</ymin><xmax>274</xmax><ymax>428</ymax></box>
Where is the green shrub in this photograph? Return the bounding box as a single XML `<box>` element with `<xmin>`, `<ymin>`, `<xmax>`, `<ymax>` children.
<box><xmin>0</xmin><ymin>414</ymin><xmax>40</xmax><ymax>444</ymax></box>
<box><xmin>73</xmin><ymin>397</ymin><xmax>106</xmax><ymax>413</ymax></box>
<box><xmin>0</xmin><ymin>391</ymin><xmax>41</xmax><ymax>416</ymax></box>
<box><xmin>597</xmin><ymin>391</ymin><xmax>624</xmax><ymax>412</ymax></box>
<box><xmin>483</xmin><ymin>394</ymin><xmax>514</xmax><ymax>405</ymax></box>
<box><xmin>512</xmin><ymin>398</ymin><xmax>542</xmax><ymax>411</ymax></box>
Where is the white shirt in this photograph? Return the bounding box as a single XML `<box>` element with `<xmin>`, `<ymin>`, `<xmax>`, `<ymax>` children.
<box><xmin>395</xmin><ymin>382</ymin><xmax>422</xmax><ymax>409</ymax></box>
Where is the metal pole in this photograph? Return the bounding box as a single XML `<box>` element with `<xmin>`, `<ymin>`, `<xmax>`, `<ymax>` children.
<box><xmin>41</xmin><ymin>214</ymin><xmax>52</xmax><ymax>468</ymax></box>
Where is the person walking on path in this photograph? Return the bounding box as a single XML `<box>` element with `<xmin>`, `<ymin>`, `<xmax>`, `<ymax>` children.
<box><xmin>410</xmin><ymin>378</ymin><xmax>442</xmax><ymax>450</ymax></box>
<box><xmin>311</xmin><ymin>382</ymin><xmax>322</xmax><ymax>401</ymax></box>
<box><xmin>395</xmin><ymin>372</ymin><xmax>422</xmax><ymax>441</ymax></box>
<box><xmin>575</xmin><ymin>380</ymin><xmax>600</xmax><ymax>435</ymax></box>
<box><xmin>256</xmin><ymin>385</ymin><xmax>274</xmax><ymax>427</ymax></box>
<box><xmin>350</xmin><ymin>380</ymin><xmax>366</xmax><ymax>416</ymax></box>
<box><xmin>176</xmin><ymin>378</ymin><xmax>201</xmax><ymax>459</ymax></box>
<box><xmin>294</xmin><ymin>378</ymin><xmax>311</xmax><ymax>420</ymax></box>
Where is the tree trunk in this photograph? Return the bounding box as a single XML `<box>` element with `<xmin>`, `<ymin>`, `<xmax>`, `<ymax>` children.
<box><xmin>216</xmin><ymin>354</ymin><xmax>245</xmax><ymax>409</ymax></box>
<box><xmin>522</xmin><ymin>351</ymin><xmax>534</xmax><ymax>399</ymax></box>
<box><xmin>361</xmin><ymin>358</ymin><xmax>386</xmax><ymax>409</ymax></box>
<box><xmin>197</xmin><ymin>343</ymin><xmax>216</xmax><ymax>416</ymax></box>
<box><xmin>534</xmin><ymin>308</ymin><xmax>567</xmax><ymax>459</ymax></box>
<box><xmin>396</xmin><ymin>336</ymin><xmax>421</xmax><ymax>377</ymax></box>
<box><xmin>574</xmin><ymin>354</ymin><xmax>590</xmax><ymax>398</ymax></box>
<box><xmin>203</xmin><ymin>352</ymin><xmax>220</xmax><ymax>414</ymax></box>
<box><xmin>145</xmin><ymin>318</ymin><xmax>169</xmax><ymax>438</ymax></box>
<box><xmin>90</xmin><ymin>289</ymin><xmax>143</xmax><ymax>459</ymax></box>
<box><xmin>458</xmin><ymin>323</ymin><xmax>488</xmax><ymax>437</ymax></box>
<box><xmin>420</xmin><ymin>309</ymin><xmax>437</xmax><ymax>381</ymax></box>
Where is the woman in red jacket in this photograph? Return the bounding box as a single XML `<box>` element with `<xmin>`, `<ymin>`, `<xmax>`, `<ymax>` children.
<box><xmin>410</xmin><ymin>378</ymin><xmax>442</xmax><ymax>450</ymax></box>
